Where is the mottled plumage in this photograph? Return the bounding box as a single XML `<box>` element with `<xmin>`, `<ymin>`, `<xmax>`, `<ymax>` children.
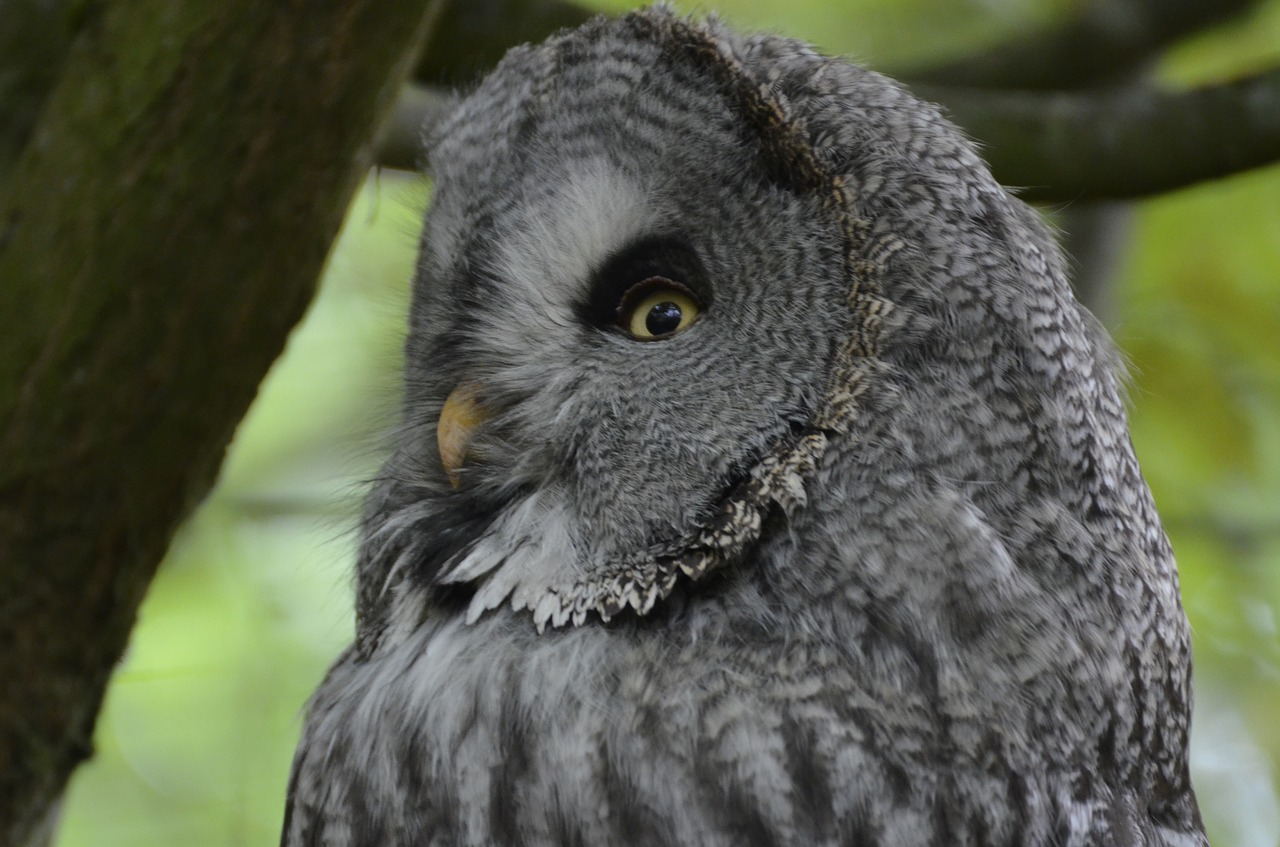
<box><xmin>283</xmin><ymin>8</ymin><xmax>1206</xmax><ymax>845</ymax></box>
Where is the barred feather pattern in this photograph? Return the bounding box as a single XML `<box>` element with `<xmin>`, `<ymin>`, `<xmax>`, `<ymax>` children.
<box><xmin>283</xmin><ymin>7</ymin><xmax>1206</xmax><ymax>846</ymax></box>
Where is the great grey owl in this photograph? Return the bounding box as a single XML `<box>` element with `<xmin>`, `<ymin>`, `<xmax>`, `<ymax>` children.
<box><xmin>283</xmin><ymin>7</ymin><xmax>1206</xmax><ymax>845</ymax></box>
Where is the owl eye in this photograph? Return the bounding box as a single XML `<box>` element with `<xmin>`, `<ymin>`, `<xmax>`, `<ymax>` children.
<box><xmin>580</xmin><ymin>236</ymin><xmax>709</xmax><ymax>336</ymax></box>
<box><xmin>618</xmin><ymin>278</ymin><xmax>703</xmax><ymax>340</ymax></box>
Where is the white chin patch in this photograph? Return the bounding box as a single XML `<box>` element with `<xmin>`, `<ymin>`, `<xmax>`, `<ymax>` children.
<box><xmin>435</xmin><ymin>429</ymin><xmax>831</xmax><ymax>634</ymax></box>
<box><xmin>436</xmin><ymin>490</ymin><xmax>584</xmax><ymax>627</ymax></box>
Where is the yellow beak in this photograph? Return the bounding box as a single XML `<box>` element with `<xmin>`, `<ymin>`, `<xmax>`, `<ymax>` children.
<box><xmin>437</xmin><ymin>383</ymin><xmax>489</xmax><ymax>489</ymax></box>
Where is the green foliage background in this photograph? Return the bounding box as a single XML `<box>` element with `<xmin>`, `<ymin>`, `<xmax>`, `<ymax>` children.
<box><xmin>56</xmin><ymin>1</ymin><xmax>1280</xmax><ymax>844</ymax></box>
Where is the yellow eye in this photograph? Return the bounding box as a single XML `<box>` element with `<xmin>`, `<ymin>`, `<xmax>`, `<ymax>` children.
<box><xmin>619</xmin><ymin>278</ymin><xmax>703</xmax><ymax>340</ymax></box>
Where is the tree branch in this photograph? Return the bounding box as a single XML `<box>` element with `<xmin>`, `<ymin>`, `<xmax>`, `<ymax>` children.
<box><xmin>905</xmin><ymin>0</ymin><xmax>1263</xmax><ymax>90</ymax></box>
<box><xmin>1050</xmin><ymin>202</ymin><xmax>1134</xmax><ymax>324</ymax></box>
<box><xmin>414</xmin><ymin>0</ymin><xmax>594</xmax><ymax>85</ymax></box>
<box><xmin>0</xmin><ymin>1</ymin><xmax>442</xmax><ymax>844</ymax></box>
<box><xmin>376</xmin><ymin>83</ymin><xmax>453</xmax><ymax>172</ymax></box>
<box><xmin>919</xmin><ymin>68</ymin><xmax>1280</xmax><ymax>201</ymax></box>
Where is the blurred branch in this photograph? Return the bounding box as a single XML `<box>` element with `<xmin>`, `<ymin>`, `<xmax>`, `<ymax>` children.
<box><xmin>415</xmin><ymin>0</ymin><xmax>594</xmax><ymax>85</ymax></box>
<box><xmin>1051</xmin><ymin>202</ymin><xmax>1134</xmax><ymax>325</ymax></box>
<box><xmin>920</xmin><ymin>68</ymin><xmax>1280</xmax><ymax>201</ymax></box>
<box><xmin>0</xmin><ymin>0</ymin><xmax>441</xmax><ymax>843</ymax></box>
<box><xmin>906</xmin><ymin>0</ymin><xmax>1263</xmax><ymax>91</ymax></box>
<box><xmin>376</xmin><ymin>83</ymin><xmax>453</xmax><ymax>171</ymax></box>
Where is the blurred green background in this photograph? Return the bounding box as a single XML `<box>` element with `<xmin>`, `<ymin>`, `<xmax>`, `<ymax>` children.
<box><xmin>56</xmin><ymin>0</ymin><xmax>1280</xmax><ymax>844</ymax></box>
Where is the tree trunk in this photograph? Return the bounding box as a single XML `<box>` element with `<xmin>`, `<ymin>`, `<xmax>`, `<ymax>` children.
<box><xmin>0</xmin><ymin>2</ymin><xmax>441</xmax><ymax>844</ymax></box>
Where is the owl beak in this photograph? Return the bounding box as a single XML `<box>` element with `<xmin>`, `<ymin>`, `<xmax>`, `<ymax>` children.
<box><xmin>438</xmin><ymin>383</ymin><xmax>490</xmax><ymax>489</ymax></box>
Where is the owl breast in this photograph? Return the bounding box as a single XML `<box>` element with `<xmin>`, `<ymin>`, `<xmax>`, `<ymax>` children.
<box><xmin>288</xmin><ymin>480</ymin><xmax>1185</xmax><ymax>846</ymax></box>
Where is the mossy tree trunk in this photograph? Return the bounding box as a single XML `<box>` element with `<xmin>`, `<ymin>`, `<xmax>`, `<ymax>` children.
<box><xmin>0</xmin><ymin>2</ymin><xmax>441</xmax><ymax>844</ymax></box>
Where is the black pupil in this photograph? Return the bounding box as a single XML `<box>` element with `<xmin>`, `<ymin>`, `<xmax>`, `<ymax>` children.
<box><xmin>645</xmin><ymin>301</ymin><xmax>683</xmax><ymax>335</ymax></box>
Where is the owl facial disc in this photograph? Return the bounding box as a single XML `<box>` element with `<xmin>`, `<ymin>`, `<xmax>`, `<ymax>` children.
<box><xmin>417</xmin><ymin>10</ymin><xmax>893</xmax><ymax>633</ymax></box>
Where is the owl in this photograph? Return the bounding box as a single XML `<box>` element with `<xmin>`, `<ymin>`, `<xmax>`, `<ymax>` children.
<box><xmin>282</xmin><ymin>7</ymin><xmax>1206</xmax><ymax>846</ymax></box>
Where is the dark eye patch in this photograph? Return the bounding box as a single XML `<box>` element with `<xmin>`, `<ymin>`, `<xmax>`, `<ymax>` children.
<box><xmin>578</xmin><ymin>236</ymin><xmax>711</xmax><ymax>330</ymax></box>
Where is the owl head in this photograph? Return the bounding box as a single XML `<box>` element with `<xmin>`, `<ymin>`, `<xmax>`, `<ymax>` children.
<box><xmin>355</xmin><ymin>6</ymin><xmax>1143</xmax><ymax>652</ymax></box>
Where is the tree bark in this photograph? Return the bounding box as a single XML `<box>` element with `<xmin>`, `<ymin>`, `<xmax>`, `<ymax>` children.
<box><xmin>0</xmin><ymin>2</ymin><xmax>441</xmax><ymax>844</ymax></box>
<box><xmin>0</xmin><ymin>0</ymin><xmax>96</xmax><ymax>192</ymax></box>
